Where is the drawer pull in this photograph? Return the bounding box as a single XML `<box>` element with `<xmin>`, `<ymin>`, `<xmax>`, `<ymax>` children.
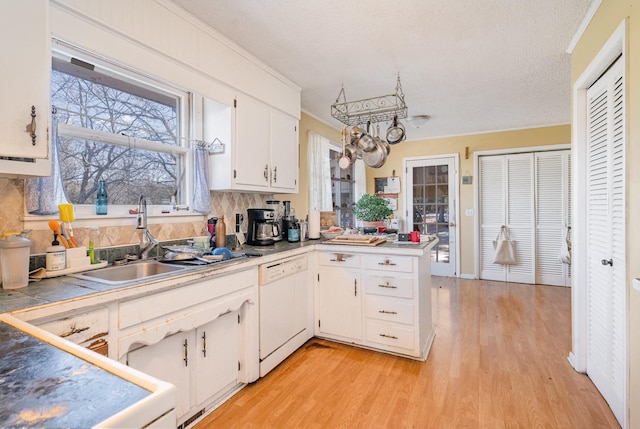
<box><xmin>378</xmin><ymin>259</ymin><xmax>397</xmax><ymax>266</ymax></box>
<box><xmin>60</xmin><ymin>325</ymin><xmax>90</xmax><ymax>338</ymax></box>
<box><xmin>378</xmin><ymin>310</ymin><xmax>397</xmax><ymax>315</ymax></box>
<box><xmin>378</xmin><ymin>282</ymin><xmax>398</xmax><ymax>289</ymax></box>
<box><xmin>379</xmin><ymin>333</ymin><xmax>398</xmax><ymax>340</ymax></box>
<box><xmin>329</xmin><ymin>254</ymin><xmax>351</xmax><ymax>262</ymax></box>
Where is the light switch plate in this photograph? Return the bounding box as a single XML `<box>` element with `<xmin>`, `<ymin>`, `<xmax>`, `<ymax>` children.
<box><xmin>633</xmin><ymin>278</ymin><xmax>640</xmax><ymax>292</ymax></box>
<box><xmin>465</xmin><ymin>209</ymin><xmax>474</xmax><ymax>217</ymax></box>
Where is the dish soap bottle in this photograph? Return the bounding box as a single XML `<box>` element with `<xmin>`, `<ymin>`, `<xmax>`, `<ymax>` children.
<box><xmin>46</xmin><ymin>234</ymin><xmax>66</xmax><ymax>271</ymax></box>
<box><xmin>96</xmin><ymin>180</ymin><xmax>108</xmax><ymax>215</ymax></box>
<box><xmin>215</xmin><ymin>215</ymin><xmax>226</xmax><ymax>248</ymax></box>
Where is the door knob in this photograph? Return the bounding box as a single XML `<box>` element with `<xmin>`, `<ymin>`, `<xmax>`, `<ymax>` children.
<box><xmin>601</xmin><ymin>259</ymin><xmax>613</xmax><ymax>266</ymax></box>
<box><xmin>449</xmin><ymin>222</ymin><xmax>456</xmax><ymax>227</ymax></box>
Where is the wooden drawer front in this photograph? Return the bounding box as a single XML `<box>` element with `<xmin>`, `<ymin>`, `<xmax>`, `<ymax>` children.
<box><xmin>119</xmin><ymin>268</ymin><xmax>256</xmax><ymax>329</ymax></box>
<box><xmin>317</xmin><ymin>252</ymin><xmax>360</xmax><ymax>268</ymax></box>
<box><xmin>38</xmin><ymin>307</ymin><xmax>109</xmax><ymax>346</ymax></box>
<box><xmin>366</xmin><ymin>321</ymin><xmax>415</xmax><ymax>350</ymax></box>
<box><xmin>364</xmin><ymin>273</ymin><xmax>413</xmax><ymax>298</ymax></box>
<box><xmin>363</xmin><ymin>255</ymin><xmax>412</xmax><ymax>273</ymax></box>
<box><xmin>365</xmin><ymin>295</ymin><xmax>414</xmax><ymax>325</ymax></box>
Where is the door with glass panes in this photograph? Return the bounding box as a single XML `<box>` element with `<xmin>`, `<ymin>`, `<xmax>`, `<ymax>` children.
<box><xmin>406</xmin><ymin>156</ymin><xmax>458</xmax><ymax>276</ymax></box>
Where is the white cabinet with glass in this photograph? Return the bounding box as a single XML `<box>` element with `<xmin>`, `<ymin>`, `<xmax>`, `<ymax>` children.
<box><xmin>330</xmin><ymin>148</ymin><xmax>355</xmax><ymax>228</ymax></box>
<box><xmin>0</xmin><ymin>0</ymin><xmax>51</xmax><ymax>176</ymax></box>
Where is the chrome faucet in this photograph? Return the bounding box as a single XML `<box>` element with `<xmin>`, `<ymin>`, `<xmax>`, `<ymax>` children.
<box><xmin>136</xmin><ymin>195</ymin><xmax>159</xmax><ymax>259</ymax></box>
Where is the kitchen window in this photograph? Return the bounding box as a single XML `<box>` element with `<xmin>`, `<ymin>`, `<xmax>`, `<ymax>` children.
<box><xmin>50</xmin><ymin>46</ymin><xmax>190</xmax><ymax>217</ymax></box>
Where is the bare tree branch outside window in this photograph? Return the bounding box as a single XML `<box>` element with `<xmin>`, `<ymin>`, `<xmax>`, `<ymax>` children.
<box><xmin>51</xmin><ymin>67</ymin><xmax>180</xmax><ymax>206</ymax></box>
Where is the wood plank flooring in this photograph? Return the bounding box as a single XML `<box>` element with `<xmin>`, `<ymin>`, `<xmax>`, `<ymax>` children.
<box><xmin>196</xmin><ymin>278</ymin><xmax>620</xmax><ymax>428</ymax></box>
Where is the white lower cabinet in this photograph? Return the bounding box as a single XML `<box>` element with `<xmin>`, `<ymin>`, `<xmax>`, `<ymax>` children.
<box><xmin>316</xmin><ymin>252</ymin><xmax>362</xmax><ymax>342</ymax></box>
<box><xmin>316</xmin><ymin>249</ymin><xmax>435</xmax><ymax>360</ymax></box>
<box><xmin>127</xmin><ymin>311</ymin><xmax>240</xmax><ymax>420</ymax></box>
<box><xmin>127</xmin><ymin>330</ymin><xmax>192</xmax><ymax>418</ymax></box>
<box><xmin>118</xmin><ymin>268</ymin><xmax>259</xmax><ymax>427</ymax></box>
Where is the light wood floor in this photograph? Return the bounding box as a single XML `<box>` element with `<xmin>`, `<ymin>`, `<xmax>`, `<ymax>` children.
<box><xmin>197</xmin><ymin>278</ymin><xmax>620</xmax><ymax>428</ymax></box>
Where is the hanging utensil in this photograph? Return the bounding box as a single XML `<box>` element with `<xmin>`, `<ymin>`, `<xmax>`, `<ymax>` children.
<box><xmin>375</xmin><ymin>124</ymin><xmax>391</xmax><ymax>156</ymax></box>
<box><xmin>357</xmin><ymin>121</ymin><xmax>377</xmax><ymax>152</ymax></box>
<box><xmin>363</xmin><ymin>125</ymin><xmax>387</xmax><ymax>168</ymax></box>
<box><xmin>386</xmin><ymin>115</ymin><xmax>406</xmax><ymax>145</ymax></box>
<box><xmin>338</xmin><ymin>126</ymin><xmax>351</xmax><ymax>169</ymax></box>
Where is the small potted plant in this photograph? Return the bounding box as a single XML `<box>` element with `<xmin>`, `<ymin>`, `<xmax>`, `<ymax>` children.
<box><xmin>353</xmin><ymin>193</ymin><xmax>393</xmax><ymax>228</ymax></box>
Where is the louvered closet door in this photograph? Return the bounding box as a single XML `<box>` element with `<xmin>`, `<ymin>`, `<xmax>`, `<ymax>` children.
<box><xmin>479</xmin><ymin>154</ymin><xmax>535</xmax><ymax>283</ymax></box>
<box><xmin>535</xmin><ymin>151</ymin><xmax>571</xmax><ymax>287</ymax></box>
<box><xmin>585</xmin><ymin>58</ymin><xmax>625</xmax><ymax>423</ymax></box>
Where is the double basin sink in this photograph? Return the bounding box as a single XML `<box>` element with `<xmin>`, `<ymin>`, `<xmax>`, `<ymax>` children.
<box><xmin>70</xmin><ymin>261</ymin><xmax>189</xmax><ymax>285</ymax></box>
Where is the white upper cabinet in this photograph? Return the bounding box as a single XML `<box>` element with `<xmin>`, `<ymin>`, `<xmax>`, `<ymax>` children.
<box><xmin>208</xmin><ymin>93</ymin><xmax>299</xmax><ymax>193</ymax></box>
<box><xmin>234</xmin><ymin>94</ymin><xmax>272</xmax><ymax>190</ymax></box>
<box><xmin>269</xmin><ymin>109</ymin><xmax>299</xmax><ymax>192</ymax></box>
<box><xmin>0</xmin><ymin>0</ymin><xmax>51</xmax><ymax>176</ymax></box>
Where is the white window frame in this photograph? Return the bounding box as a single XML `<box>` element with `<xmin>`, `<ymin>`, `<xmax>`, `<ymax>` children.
<box><xmin>25</xmin><ymin>41</ymin><xmax>204</xmax><ymax>228</ymax></box>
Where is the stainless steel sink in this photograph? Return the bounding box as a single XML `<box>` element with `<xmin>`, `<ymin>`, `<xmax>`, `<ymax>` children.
<box><xmin>69</xmin><ymin>260</ymin><xmax>188</xmax><ymax>285</ymax></box>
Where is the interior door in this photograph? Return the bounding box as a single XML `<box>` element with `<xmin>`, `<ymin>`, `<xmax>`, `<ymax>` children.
<box><xmin>406</xmin><ymin>156</ymin><xmax>458</xmax><ymax>277</ymax></box>
<box><xmin>479</xmin><ymin>153</ymin><xmax>535</xmax><ymax>284</ymax></box>
<box><xmin>585</xmin><ymin>58</ymin><xmax>626</xmax><ymax>424</ymax></box>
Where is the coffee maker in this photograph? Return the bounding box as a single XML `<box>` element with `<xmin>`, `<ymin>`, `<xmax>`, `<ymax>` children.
<box><xmin>247</xmin><ymin>208</ymin><xmax>277</xmax><ymax>246</ymax></box>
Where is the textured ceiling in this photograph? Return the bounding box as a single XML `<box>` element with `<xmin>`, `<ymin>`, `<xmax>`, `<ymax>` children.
<box><xmin>171</xmin><ymin>0</ymin><xmax>593</xmax><ymax>140</ymax></box>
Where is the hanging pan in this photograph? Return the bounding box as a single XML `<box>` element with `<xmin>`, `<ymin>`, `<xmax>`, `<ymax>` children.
<box><xmin>386</xmin><ymin>115</ymin><xmax>406</xmax><ymax>145</ymax></box>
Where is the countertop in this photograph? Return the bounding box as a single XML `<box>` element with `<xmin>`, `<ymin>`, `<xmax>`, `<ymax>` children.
<box><xmin>0</xmin><ymin>320</ymin><xmax>149</xmax><ymax>428</ymax></box>
<box><xmin>1</xmin><ymin>235</ymin><xmax>436</xmax><ymax>316</ymax></box>
<box><xmin>0</xmin><ymin>234</ymin><xmax>436</xmax><ymax>427</ymax></box>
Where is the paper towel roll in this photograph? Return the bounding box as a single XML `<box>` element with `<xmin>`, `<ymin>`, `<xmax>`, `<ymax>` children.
<box><xmin>309</xmin><ymin>209</ymin><xmax>321</xmax><ymax>239</ymax></box>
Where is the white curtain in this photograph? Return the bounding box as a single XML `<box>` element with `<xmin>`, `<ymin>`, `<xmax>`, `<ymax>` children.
<box><xmin>25</xmin><ymin>117</ymin><xmax>70</xmax><ymax>214</ymax></box>
<box><xmin>354</xmin><ymin>159</ymin><xmax>366</xmax><ymax>202</ymax></box>
<box><xmin>192</xmin><ymin>147</ymin><xmax>211</xmax><ymax>214</ymax></box>
<box><xmin>307</xmin><ymin>131</ymin><xmax>333</xmax><ymax>211</ymax></box>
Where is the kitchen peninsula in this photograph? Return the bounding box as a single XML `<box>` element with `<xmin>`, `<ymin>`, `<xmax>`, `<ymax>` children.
<box><xmin>0</xmin><ymin>237</ymin><xmax>437</xmax><ymax>427</ymax></box>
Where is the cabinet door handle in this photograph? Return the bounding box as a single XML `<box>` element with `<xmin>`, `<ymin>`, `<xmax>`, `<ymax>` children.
<box><xmin>378</xmin><ymin>259</ymin><xmax>397</xmax><ymax>266</ymax></box>
<box><xmin>354</xmin><ymin>279</ymin><xmax>358</xmax><ymax>297</ymax></box>
<box><xmin>202</xmin><ymin>331</ymin><xmax>207</xmax><ymax>358</ymax></box>
<box><xmin>378</xmin><ymin>282</ymin><xmax>398</xmax><ymax>289</ymax></box>
<box><xmin>264</xmin><ymin>164</ymin><xmax>269</xmax><ymax>181</ymax></box>
<box><xmin>183</xmin><ymin>338</ymin><xmax>189</xmax><ymax>366</ymax></box>
<box><xmin>378</xmin><ymin>310</ymin><xmax>398</xmax><ymax>315</ymax></box>
<box><xmin>379</xmin><ymin>333</ymin><xmax>398</xmax><ymax>340</ymax></box>
<box><xmin>273</xmin><ymin>166</ymin><xmax>277</xmax><ymax>183</ymax></box>
<box><xmin>29</xmin><ymin>106</ymin><xmax>37</xmax><ymax>145</ymax></box>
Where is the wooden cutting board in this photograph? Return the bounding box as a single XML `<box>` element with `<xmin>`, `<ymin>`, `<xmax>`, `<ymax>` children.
<box><xmin>327</xmin><ymin>236</ymin><xmax>386</xmax><ymax>246</ymax></box>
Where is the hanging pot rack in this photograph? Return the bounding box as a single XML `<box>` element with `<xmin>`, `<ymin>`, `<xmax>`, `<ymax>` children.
<box><xmin>330</xmin><ymin>74</ymin><xmax>408</xmax><ymax>127</ymax></box>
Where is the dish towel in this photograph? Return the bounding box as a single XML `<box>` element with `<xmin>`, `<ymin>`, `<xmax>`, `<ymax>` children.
<box><xmin>492</xmin><ymin>226</ymin><xmax>517</xmax><ymax>265</ymax></box>
<box><xmin>25</xmin><ymin>117</ymin><xmax>70</xmax><ymax>214</ymax></box>
<box><xmin>192</xmin><ymin>147</ymin><xmax>211</xmax><ymax>214</ymax></box>
<box><xmin>559</xmin><ymin>226</ymin><xmax>571</xmax><ymax>265</ymax></box>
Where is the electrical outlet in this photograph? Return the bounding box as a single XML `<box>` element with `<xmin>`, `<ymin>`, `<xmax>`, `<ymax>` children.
<box><xmin>465</xmin><ymin>209</ymin><xmax>474</xmax><ymax>217</ymax></box>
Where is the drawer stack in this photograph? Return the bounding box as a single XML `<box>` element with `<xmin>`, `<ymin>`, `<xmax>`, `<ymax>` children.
<box><xmin>362</xmin><ymin>255</ymin><xmax>417</xmax><ymax>353</ymax></box>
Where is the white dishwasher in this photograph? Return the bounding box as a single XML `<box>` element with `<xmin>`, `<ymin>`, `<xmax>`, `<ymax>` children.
<box><xmin>259</xmin><ymin>254</ymin><xmax>309</xmax><ymax>376</ymax></box>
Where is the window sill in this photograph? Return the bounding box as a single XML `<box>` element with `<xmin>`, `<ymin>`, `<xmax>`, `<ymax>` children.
<box><xmin>23</xmin><ymin>211</ymin><xmax>206</xmax><ymax>231</ymax></box>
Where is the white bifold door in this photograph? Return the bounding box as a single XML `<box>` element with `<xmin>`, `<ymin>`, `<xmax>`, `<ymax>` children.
<box><xmin>584</xmin><ymin>57</ymin><xmax>626</xmax><ymax>425</ymax></box>
<box><xmin>479</xmin><ymin>150</ymin><xmax>571</xmax><ymax>286</ymax></box>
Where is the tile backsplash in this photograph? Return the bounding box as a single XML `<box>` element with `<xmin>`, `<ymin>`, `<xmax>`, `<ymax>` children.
<box><xmin>0</xmin><ymin>177</ymin><xmax>272</xmax><ymax>255</ymax></box>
